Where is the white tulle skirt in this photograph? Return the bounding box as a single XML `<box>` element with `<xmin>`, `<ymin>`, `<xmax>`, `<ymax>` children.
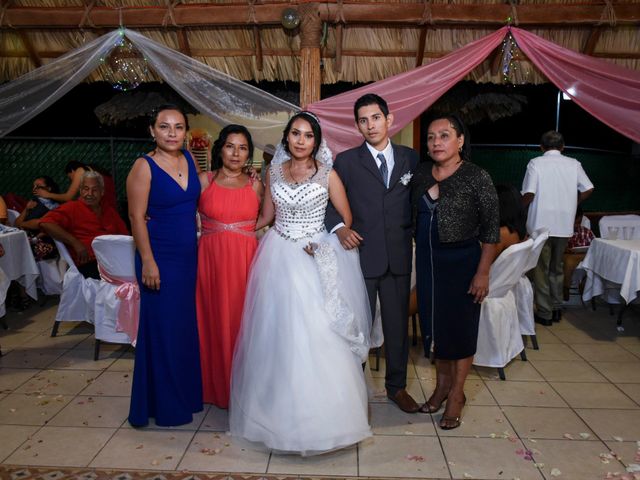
<box><xmin>229</xmin><ymin>229</ymin><xmax>377</xmax><ymax>455</ymax></box>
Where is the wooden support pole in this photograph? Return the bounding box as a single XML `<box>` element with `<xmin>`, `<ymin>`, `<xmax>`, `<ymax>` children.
<box><xmin>412</xmin><ymin>115</ymin><xmax>421</xmax><ymax>155</ymax></box>
<box><xmin>300</xmin><ymin>47</ymin><xmax>321</xmax><ymax>108</ymax></box>
<box><xmin>298</xmin><ymin>3</ymin><xmax>322</xmax><ymax>108</ymax></box>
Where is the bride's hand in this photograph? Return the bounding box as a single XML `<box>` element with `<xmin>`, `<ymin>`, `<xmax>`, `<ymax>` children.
<box><xmin>303</xmin><ymin>242</ymin><xmax>318</xmax><ymax>256</ymax></box>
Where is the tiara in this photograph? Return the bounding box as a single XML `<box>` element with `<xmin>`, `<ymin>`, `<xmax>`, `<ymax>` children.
<box><xmin>299</xmin><ymin>110</ymin><xmax>321</xmax><ymax>124</ymax></box>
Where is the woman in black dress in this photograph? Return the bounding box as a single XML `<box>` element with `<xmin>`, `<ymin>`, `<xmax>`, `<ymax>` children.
<box><xmin>412</xmin><ymin>114</ymin><xmax>499</xmax><ymax>429</ymax></box>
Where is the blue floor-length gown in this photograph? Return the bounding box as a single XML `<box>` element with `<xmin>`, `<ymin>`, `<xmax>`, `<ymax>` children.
<box><xmin>129</xmin><ymin>150</ymin><xmax>203</xmax><ymax>427</ymax></box>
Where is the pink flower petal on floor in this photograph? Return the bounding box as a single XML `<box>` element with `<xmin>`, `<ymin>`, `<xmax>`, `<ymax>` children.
<box><xmin>405</xmin><ymin>454</ymin><xmax>425</xmax><ymax>462</ymax></box>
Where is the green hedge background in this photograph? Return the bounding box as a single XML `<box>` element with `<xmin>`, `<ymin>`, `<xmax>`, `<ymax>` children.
<box><xmin>1</xmin><ymin>138</ymin><xmax>638</xmax><ymax>216</ymax></box>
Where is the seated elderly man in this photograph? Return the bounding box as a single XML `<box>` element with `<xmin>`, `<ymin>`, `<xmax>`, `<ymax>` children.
<box><xmin>40</xmin><ymin>170</ymin><xmax>128</xmax><ymax>279</ymax></box>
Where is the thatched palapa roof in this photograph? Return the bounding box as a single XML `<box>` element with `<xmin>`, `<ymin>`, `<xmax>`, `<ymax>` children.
<box><xmin>0</xmin><ymin>1</ymin><xmax>639</xmax><ymax>104</ymax></box>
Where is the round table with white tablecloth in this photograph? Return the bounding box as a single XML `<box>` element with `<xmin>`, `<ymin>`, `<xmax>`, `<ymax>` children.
<box><xmin>0</xmin><ymin>229</ymin><xmax>40</xmax><ymax>301</ymax></box>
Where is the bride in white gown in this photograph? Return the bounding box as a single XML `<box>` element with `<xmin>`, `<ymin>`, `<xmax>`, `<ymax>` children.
<box><xmin>229</xmin><ymin>111</ymin><xmax>380</xmax><ymax>455</ymax></box>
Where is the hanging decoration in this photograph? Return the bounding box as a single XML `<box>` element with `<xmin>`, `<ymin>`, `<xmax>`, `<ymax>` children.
<box><xmin>281</xmin><ymin>7</ymin><xmax>300</xmax><ymax>30</ymax></box>
<box><xmin>500</xmin><ymin>30</ymin><xmax>529</xmax><ymax>85</ymax></box>
<box><xmin>103</xmin><ymin>30</ymin><xmax>149</xmax><ymax>91</ymax></box>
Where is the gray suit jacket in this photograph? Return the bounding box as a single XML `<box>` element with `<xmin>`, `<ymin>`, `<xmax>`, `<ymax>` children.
<box><xmin>326</xmin><ymin>141</ymin><xmax>419</xmax><ymax>278</ymax></box>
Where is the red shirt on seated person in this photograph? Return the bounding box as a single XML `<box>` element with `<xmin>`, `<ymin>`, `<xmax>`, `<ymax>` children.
<box><xmin>40</xmin><ymin>171</ymin><xmax>128</xmax><ymax>279</ymax></box>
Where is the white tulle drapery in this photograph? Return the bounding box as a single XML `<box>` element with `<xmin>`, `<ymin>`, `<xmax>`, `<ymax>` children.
<box><xmin>0</xmin><ymin>29</ymin><xmax>299</xmax><ymax>149</ymax></box>
<box><xmin>0</xmin><ymin>30</ymin><xmax>123</xmax><ymax>139</ymax></box>
<box><xmin>2</xmin><ymin>26</ymin><xmax>638</xmax><ymax>153</ymax></box>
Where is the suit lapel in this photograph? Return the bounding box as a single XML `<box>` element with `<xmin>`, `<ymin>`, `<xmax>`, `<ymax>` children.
<box><xmin>388</xmin><ymin>143</ymin><xmax>407</xmax><ymax>189</ymax></box>
<box><xmin>358</xmin><ymin>142</ymin><xmax>386</xmax><ymax>186</ymax></box>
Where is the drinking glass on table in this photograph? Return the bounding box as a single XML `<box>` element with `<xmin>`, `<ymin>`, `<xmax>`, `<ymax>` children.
<box><xmin>608</xmin><ymin>226</ymin><xmax>619</xmax><ymax>240</ymax></box>
<box><xmin>622</xmin><ymin>226</ymin><xmax>635</xmax><ymax>240</ymax></box>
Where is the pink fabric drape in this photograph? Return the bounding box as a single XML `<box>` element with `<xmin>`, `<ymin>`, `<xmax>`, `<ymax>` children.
<box><xmin>308</xmin><ymin>27</ymin><xmax>509</xmax><ymax>154</ymax></box>
<box><xmin>309</xmin><ymin>26</ymin><xmax>640</xmax><ymax>154</ymax></box>
<box><xmin>511</xmin><ymin>27</ymin><xmax>640</xmax><ymax>145</ymax></box>
<box><xmin>98</xmin><ymin>265</ymin><xmax>140</xmax><ymax>346</ymax></box>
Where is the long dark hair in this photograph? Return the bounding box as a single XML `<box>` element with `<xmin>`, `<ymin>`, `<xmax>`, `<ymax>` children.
<box><xmin>211</xmin><ymin>124</ymin><xmax>254</xmax><ymax>170</ymax></box>
<box><xmin>496</xmin><ymin>183</ymin><xmax>527</xmax><ymax>240</ymax></box>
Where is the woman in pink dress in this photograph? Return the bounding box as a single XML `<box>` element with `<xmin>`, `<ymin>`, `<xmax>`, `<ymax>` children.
<box><xmin>196</xmin><ymin>124</ymin><xmax>263</xmax><ymax>408</ymax></box>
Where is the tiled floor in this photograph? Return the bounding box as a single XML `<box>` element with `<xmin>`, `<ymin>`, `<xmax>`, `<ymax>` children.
<box><xmin>1</xmin><ymin>301</ymin><xmax>639</xmax><ymax>479</ymax></box>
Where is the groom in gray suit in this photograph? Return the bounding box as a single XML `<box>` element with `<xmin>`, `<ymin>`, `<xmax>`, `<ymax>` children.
<box><xmin>326</xmin><ymin>93</ymin><xmax>420</xmax><ymax>413</ymax></box>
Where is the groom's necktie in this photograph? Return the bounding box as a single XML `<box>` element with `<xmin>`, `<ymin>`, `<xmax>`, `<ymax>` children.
<box><xmin>377</xmin><ymin>152</ymin><xmax>388</xmax><ymax>188</ymax></box>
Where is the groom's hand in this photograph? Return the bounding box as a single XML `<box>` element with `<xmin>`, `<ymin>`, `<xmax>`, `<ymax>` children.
<box><xmin>336</xmin><ymin>226</ymin><xmax>363</xmax><ymax>250</ymax></box>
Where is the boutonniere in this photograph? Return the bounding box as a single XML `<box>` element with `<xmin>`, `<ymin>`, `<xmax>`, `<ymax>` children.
<box><xmin>400</xmin><ymin>172</ymin><xmax>413</xmax><ymax>186</ymax></box>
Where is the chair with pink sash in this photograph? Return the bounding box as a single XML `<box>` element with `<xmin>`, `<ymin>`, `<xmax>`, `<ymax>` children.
<box><xmin>91</xmin><ymin>235</ymin><xmax>138</xmax><ymax>360</ymax></box>
<box><xmin>51</xmin><ymin>239</ymin><xmax>99</xmax><ymax>336</ymax></box>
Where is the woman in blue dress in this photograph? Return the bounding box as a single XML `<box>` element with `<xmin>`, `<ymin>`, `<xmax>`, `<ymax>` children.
<box><xmin>126</xmin><ymin>104</ymin><xmax>203</xmax><ymax>427</ymax></box>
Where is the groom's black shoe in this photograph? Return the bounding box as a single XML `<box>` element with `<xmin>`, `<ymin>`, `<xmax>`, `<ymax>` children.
<box><xmin>387</xmin><ymin>389</ymin><xmax>420</xmax><ymax>414</ymax></box>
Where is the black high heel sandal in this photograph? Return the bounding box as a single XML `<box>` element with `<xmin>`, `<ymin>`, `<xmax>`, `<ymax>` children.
<box><xmin>439</xmin><ymin>394</ymin><xmax>466</xmax><ymax>430</ymax></box>
<box><xmin>419</xmin><ymin>394</ymin><xmax>447</xmax><ymax>414</ymax></box>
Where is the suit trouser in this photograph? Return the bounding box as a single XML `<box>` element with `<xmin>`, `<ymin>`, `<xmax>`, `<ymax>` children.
<box><xmin>365</xmin><ymin>271</ymin><xmax>411</xmax><ymax>396</ymax></box>
<box><xmin>532</xmin><ymin>236</ymin><xmax>569</xmax><ymax>320</ymax></box>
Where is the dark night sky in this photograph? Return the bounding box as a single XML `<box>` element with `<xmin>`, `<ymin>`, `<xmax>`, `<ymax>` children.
<box><xmin>8</xmin><ymin>80</ymin><xmax>633</xmax><ymax>153</ymax></box>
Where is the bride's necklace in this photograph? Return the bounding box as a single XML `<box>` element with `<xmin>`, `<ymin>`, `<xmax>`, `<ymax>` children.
<box><xmin>288</xmin><ymin>159</ymin><xmax>312</xmax><ymax>184</ymax></box>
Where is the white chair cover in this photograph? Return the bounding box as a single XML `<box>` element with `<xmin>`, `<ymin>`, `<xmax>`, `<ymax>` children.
<box><xmin>53</xmin><ymin>239</ymin><xmax>98</xmax><ymax>323</ymax></box>
<box><xmin>7</xmin><ymin>209</ymin><xmax>19</xmax><ymax>226</ymax></box>
<box><xmin>475</xmin><ymin>239</ymin><xmax>533</xmax><ymax>368</ymax></box>
<box><xmin>0</xmin><ymin>266</ymin><xmax>10</xmax><ymax>318</ymax></box>
<box><xmin>36</xmin><ymin>257</ymin><xmax>67</xmax><ymax>296</ymax></box>
<box><xmin>599</xmin><ymin>215</ymin><xmax>640</xmax><ymax>240</ymax></box>
<box><xmin>581</xmin><ymin>216</ymin><xmax>591</xmax><ymax>230</ymax></box>
<box><xmin>92</xmin><ymin>235</ymin><xmax>137</xmax><ymax>345</ymax></box>
<box><xmin>515</xmin><ymin>229</ymin><xmax>550</xmax><ymax>336</ymax></box>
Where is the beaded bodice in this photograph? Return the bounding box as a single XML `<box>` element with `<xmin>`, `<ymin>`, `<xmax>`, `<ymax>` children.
<box><xmin>271</xmin><ymin>162</ymin><xmax>330</xmax><ymax>241</ymax></box>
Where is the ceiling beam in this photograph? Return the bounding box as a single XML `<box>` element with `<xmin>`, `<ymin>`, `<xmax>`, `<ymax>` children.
<box><xmin>415</xmin><ymin>25</ymin><xmax>428</xmax><ymax>68</ymax></box>
<box><xmin>2</xmin><ymin>3</ymin><xmax>639</xmax><ymax>28</ymax></box>
<box><xmin>17</xmin><ymin>31</ymin><xmax>42</xmax><ymax>67</ymax></box>
<box><xmin>333</xmin><ymin>22</ymin><xmax>343</xmax><ymax>73</ymax></box>
<box><xmin>253</xmin><ymin>25</ymin><xmax>263</xmax><ymax>71</ymax></box>
<box><xmin>176</xmin><ymin>29</ymin><xmax>191</xmax><ymax>56</ymax></box>
<box><xmin>3</xmin><ymin>47</ymin><xmax>638</xmax><ymax>60</ymax></box>
<box><xmin>583</xmin><ymin>27</ymin><xmax>602</xmax><ymax>56</ymax></box>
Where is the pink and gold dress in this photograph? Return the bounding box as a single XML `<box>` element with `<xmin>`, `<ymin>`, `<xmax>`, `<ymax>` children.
<box><xmin>196</xmin><ymin>174</ymin><xmax>259</xmax><ymax>408</ymax></box>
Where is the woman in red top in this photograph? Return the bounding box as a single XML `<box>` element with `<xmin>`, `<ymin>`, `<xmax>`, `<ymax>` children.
<box><xmin>196</xmin><ymin>124</ymin><xmax>263</xmax><ymax>408</ymax></box>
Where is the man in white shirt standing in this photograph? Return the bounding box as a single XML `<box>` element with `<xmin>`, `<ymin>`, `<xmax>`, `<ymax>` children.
<box><xmin>522</xmin><ymin>131</ymin><xmax>594</xmax><ymax>326</ymax></box>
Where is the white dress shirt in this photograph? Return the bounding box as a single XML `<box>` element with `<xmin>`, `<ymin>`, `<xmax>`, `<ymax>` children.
<box><xmin>522</xmin><ymin>150</ymin><xmax>594</xmax><ymax>237</ymax></box>
<box><xmin>366</xmin><ymin>140</ymin><xmax>395</xmax><ymax>187</ymax></box>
